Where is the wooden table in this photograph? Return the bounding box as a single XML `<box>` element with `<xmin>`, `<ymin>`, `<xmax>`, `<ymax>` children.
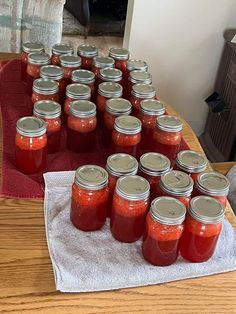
<box><xmin>0</xmin><ymin>53</ymin><xmax>236</xmax><ymax>314</ymax></box>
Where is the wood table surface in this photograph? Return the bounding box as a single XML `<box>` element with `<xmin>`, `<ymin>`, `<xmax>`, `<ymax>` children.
<box><xmin>0</xmin><ymin>53</ymin><xmax>236</xmax><ymax>314</ymax></box>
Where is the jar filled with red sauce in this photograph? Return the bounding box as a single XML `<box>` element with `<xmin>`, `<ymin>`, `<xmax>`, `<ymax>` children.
<box><xmin>33</xmin><ymin>100</ymin><xmax>61</xmax><ymax>153</ymax></box>
<box><xmin>15</xmin><ymin>116</ymin><xmax>47</xmax><ymax>174</ymax></box>
<box><xmin>60</xmin><ymin>55</ymin><xmax>81</xmax><ymax>86</ymax></box>
<box><xmin>139</xmin><ymin>152</ymin><xmax>171</xmax><ymax>200</ymax></box>
<box><xmin>108</xmin><ymin>47</ymin><xmax>129</xmax><ymax>73</ymax></box>
<box><xmin>103</xmin><ymin>98</ymin><xmax>131</xmax><ymax>147</ymax></box>
<box><xmin>71</xmin><ymin>165</ymin><xmax>109</xmax><ymax>231</ymax></box>
<box><xmin>111</xmin><ymin>115</ymin><xmax>142</xmax><ymax>158</ymax></box>
<box><xmin>21</xmin><ymin>42</ymin><xmax>44</xmax><ymax>83</ymax></box>
<box><xmin>138</xmin><ymin>99</ymin><xmax>166</xmax><ymax>153</ymax></box>
<box><xmin>142</xmin><ymin>197</ymin><xmax>186</xmax><ymax>266</ymax></box>
<box><xmin>71</xmin><ymin>69</ymin><xmax>95</xmax><ymax>100</ymax></box>
<box><xmin>180</xmin><ymin>196</ymin><xmax>224</xmax><ymax>262</ymax></box>
<box><xmin>110</xmin><ymin>175</ymin><xmax>150</xmax><ymax>242</ymax></box>
<box><xmin>51</xmin><ymin>43</ymin><xmax>73</xmax><ymax>66</ymax></box>
<box><xmin>91</xmin><ymin>56</ymin><xmax>115</xmax><ymax>79</ymax></box>
<box><xmin>175</xmin><ymin>150</ymin><xmax>207</xmax><ymax>183</ymax></box>
<box><xmin>67</xmin><ymin>100</ymin><xmax>96</xmax><ymax>153</ymax></box>
<box><xmin>130</xmin><ymin>84</ymin><xmax>156</xmax><ymax>117</ymax></box>
<box><xmin>194</xmin><ymin>172</ymin><xmax>230</xmax><ymax>207</ymax></box>
<box><xmin>77</xmin><ymin>44</ymin><xmax>98</xmax><ymax>70</ymax></box>
<box><xmin>158</xmin><ymin>170</ymin><xmax>194</xmax><ymax>208</ymax></box>
<box><xmin>126</xmin><ymin>70</ymin><xmax>152</xmax><ymax>100</ymax></box>
<box><xmin>153</xmin><ymin>115</ymin><xmax>183</xmax><ymax>163</ymax></box>
<box><xmin>32</xmin><ymin>78</ymin><xmax>59</xmax><ymax>104</ymax></box>
<box><xmin>106</xmin><ymin>153</ymin><xmax>138</xmax><ymax>217</ymax></box>
<box><xmin>99</xmin><ymin>67</ymin><xmax>123</xmax><ymax>86</ymax></box>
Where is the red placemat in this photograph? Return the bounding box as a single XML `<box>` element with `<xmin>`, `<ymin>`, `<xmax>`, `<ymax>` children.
<box><xmin>0</xmin><ymin>59</ymin><xmax>189</xmax><ymax>199</ymax></box>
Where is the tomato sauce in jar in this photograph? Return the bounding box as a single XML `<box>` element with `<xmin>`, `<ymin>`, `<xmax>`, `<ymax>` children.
<box><xmin>130</xmin><ymin>84</ymin><xmax>156</xmax><ymax>117</ymax></box>
<box><xmin>110</xmin><ymin>175</ymin><xmax>150</xmax><ymax>242</ymax></box>
<box><xmin>109</xmin><ymin>47</ymin><xmax>129</xmax><ymax>73</ymax></box>
<box><xmin>15</xmin><ymin>116</ymin><xmax>47</xmax><ymax>174</ymax></box>
<box><xmin>142</xmin><ymin>197</ymin><xmax>186</xmax><ymax>266</ymax></box>
<box><xmin>180</xmin><ymin>196</ymin><xmax>224</xmax><ymax>262</ymax></box>
<box><xmin>67</xmin><ymin>100</ymin><xmax>96</xmax><ymax>153</ymax></box>
<box><xmin>32</xmin><ymin>78</ymin><xmax>59</xmax><ymax>104</ymax></box>
<box><xmin>51</xmin><ymin>43</ymin><xmax>73</xmax><ymax>65</ymax></box>
<box><xmin>77</xmin><ymin>44</ymin><xmax>98</xmax><ymax>70</ymax></box>
<box><xmin>71</xmin><ymin>69</ymin><xmax>95</xmax><ymax>100</ymax></box>
<box><xmin>126</xmin><ymin>70</ymin><xmax>152</xmax><ymax>100</ymax></box>
<box><xmin>99</xmin><ymin>67</ymin><xmax>122</xmax><ymax>85</ymax></box>
<box><xmin>60</xmin><ymin>55</ymin><xmax>81</xmax><ymax>86</ymax></box>
<box><xmin>71</xmin><ymin>165</ymin><xmax>109</xmax><ymax>231</ymax></box>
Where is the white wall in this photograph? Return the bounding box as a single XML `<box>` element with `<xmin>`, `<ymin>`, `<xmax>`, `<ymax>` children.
<box><xmin>123</xmin><ymin>0</ymin><xmax>236</xmax><ymax>135</ymax></box>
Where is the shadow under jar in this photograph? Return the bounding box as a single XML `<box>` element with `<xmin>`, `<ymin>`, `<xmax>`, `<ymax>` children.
<box><xmin>71</xmin><ymin>69</ymin><xmax>95</xmax><ymax>101</ymax></box>
<box><xmin>126</xmin><ymin>70</ymin><xmax>152</xmax><ymax>100</ymax></box>
<box><xmin>60</xmin><ymin>55</ymin><xmax>81</xmax><ymax>86</ymax></box>
<box><xmin>51</xmin><ymin>43</ymin><xmax>73</xmax><ymax>66</ymax></box>
<box><xmin>110</xmin><ymin>175</ymin><xmax>150</xmax><ymax>243</ymax></box>
<box><xmin>130</xmin><ymin>84</ymin><xmax>156</xmax><ymax>117</ymax></box>
<box><xmin>109</xmin><ymin>47</ymin><xmax>129</xmax><ymax>74</ymax></box>
<box><xmin>33</xmin><ymin>100</ymin><xmax>61</xmax><ymax>153</ymax></box>
<box><xmin>71</xmin><ymin>165</ymin><xmax>109</xmax><ymax>231</ymax></box>
<box><xmin>15</xmin><ymin>116</ymin><xmax>47</xmax><ymax>174</ymax></box>
<box><xmin>32</xmin><ymin>78</ymin><xmax>59</xmax><ymax>104</ymax></box>
<box><xmin>180</xmin><ymin>196</ymin><xmax>224</xmax><ymax>262</ymax></box>
<box><xmin>142</xmin><ymin>197</ymin><xmax>186</xmax><ymax>266</ymax></box>
<box><xmin>77</xmin><ymin>44</ymin><xmax>98</xmax><ymax>70</ymax></box>
<box><xmin>67</xmin><ymin>100</ymin><xmax>96</xmax><ymax>153</ymax></box>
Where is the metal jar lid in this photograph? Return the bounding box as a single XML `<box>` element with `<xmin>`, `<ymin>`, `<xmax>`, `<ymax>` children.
<box><xmin>196</xmin><ymin>172</ymin><xmax>230</xmax><ymax>196</ymax></box>
<box><xmin>69</xmin><ymin>100</ymin><xmax>96</xmax><ymax>118</ymax></box>
<box><xmin>127</xmin><ymin>59</ymin><xmax>148</xmax><ymax>72</ymax></box>
<box><xmin>109</xmin><ymin>47</ymin><xmax>129</xmax><ymax>60</ymax></box>
<box><xmin>98</xmin><ymin>82</ymin><xmax>123</xmax><ymax>98</ymax></box>
<box><xmin>131</xmin><ymin>84</ymin><xmax>156</xmax><ymax>98</ymax></box>
<box><xmin>93</xmin><ymin>56</ymin><xmax>115</xmax><ymax>69</ymax></box>
<box><xmin>52</xmin><ymin>43</ymin><xmax>73</xmax><ymax>55</ymax></box>
<box><xmin>60</xmin><ymin>55</ymin><xmax>81</xmax><ymax>67</ymax></box>
<box><xmin>106</xmin><ymin>153</ymin><xmax>138</xmax><ymax>177</ymax></box>
<box><xmin>74</xmin><ymin>165</ymin><xmax>108</xmax><ymax>190</ymax></box>
<box><xmin>160</xmin><ymin>170</ymin><xmax>193</xmax><ymax>196</ymax></box>
<box><xmin>33</xmin><ymin>78</ymin><xmax>59</xmax><ymax>95</ymax></box>
<box><xmin>66</xmin><ymin>83</ymin><xmax>91</xmax><ymax>99</ymax></box>
<box><xmin>22</xmin><ymin>42</ymin><xmax>44</xmax><ymax>53</ymax></box>
<box><xmin>116</xmin><ymin>175</ymin><xmax>150</xmax><ymax>200</ymax></box>
<box><xmin>189</xmin><ymin>196</ymin><xmax>225</xmax><ymax>224</ymax></box>
<box><xmin>33</xmin><ymin>100</ymin><xmax>61</xmax><ymax>119</ymax></box>
<box><xmin>99</xmin><ymin>67</ymin><xmax>122</xmax><ymax>82</ymax></box>
<box><xmin>114</xmin><ymin>115</ymin><xmax>142</xmax><ymax>135</ymax></box>
<box><xmin>150</xmin><ymin>197</ymin><xmax>186</xmax><ymax>225</ymax></box>
<box><xmin>28</xmin><ymin>52</ymin><xmax>50</xmax><ymax>65</ymax></box>
<box><xmin>176</xmin><ymin>150</ymin><xmax>207</xmax><ymax>173</ymax></box>
<box><xmin>16</xmin><ymin>116</ymin><xmax>46</xmax><ymax>137</ymax></box>
<box><xmin>40</xmin><ymin>65</ymin><xmax>63</xmax><ymax>81</ymax></box>
<box><xmin>140</xmin><ymin>99</ymin><xmax>165</xmax><ymax>116</ymax></box>
<box><xmin>77</xmin><ymin>44</ymin><xmax>98</xmax><ymax>57</ymax></box>
<box><xmin>156</xmin><ymin>115</ymin><xmax>183</xmax><ymax>132</ymax></box>
<box><xmin>139</xmin><ymin>153</ymin><xmax>171</xmax><ymax>176</ymax></box>
<box><xmin>129</xmin><ymin>70</ymin><xmax>152</xmax><ymax>85</ymax></box>
<box><xmin>71</xmin><ymin>69</ymin><xmax>95</xmax><ymax>84</ymax></box>
<box><xmin>105</xmin><ymin>98</ymin><xmax>132</xmax><ymax>116</ymax></box>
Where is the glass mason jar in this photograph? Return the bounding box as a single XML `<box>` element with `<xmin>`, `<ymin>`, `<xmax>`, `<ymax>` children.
<box><xmin>103</xmin><ymin>98</ymin><xmax>132</xmax><ymax>147</ymax></box>
<box><xmin>138</xmin><ymin>99</ymin><xmax>166</xmax><ymax>153</ymax></box>
<box><xmin>126</xmin><ymin>70</ymin><xmax>152</xmax><ymax>100</ymax></box>
<box><xmin>15</xmin><ymin>116</ymin><xmax>47</xmax><ymax>174</ymax></box>
<box><xmin>194</xmin><ymin>172</ymin><xmax>230</xmax><ymax>207</ymax></box>
<box><xmin>175</xmin><ymin>150</ymin><xmax>208</xmax><ymax>183</ymax></box>
<box><xmin>33</xmin><ymin>100</ymin><xmax>61</xmax><ymax>153</ymax></box>
<box><xmin>142</xmin><ymin>197</ymin><xmax>186</xmax><ymax>266</ymax></box>
<box><xmin>139</xmin><ymin>152</ymin><xmax>171</xmax><ymax>200</ymax></box>
<box><xmin>106</xmin><ymin>153</ymin><xmax>138</xmax><ymax>217</ymax></box>
<box><xmin>71</xmin><ymin>165</ymin><xmax>109</xmax><ymax>231</ymax></box>
<box><xmin>77</xmin><ymin>44</ymin><xmax>98</xmax><ymax>70</ymax></box>
<box><xmin>51</xmin><ymin>43</ymin><xmax>73</xmax><ymax>65</ymax></box>
<box><xmin>67</xmin><ymin>100</ymin><xmax>97</xmax><ymax>153</ymax></box>
<box><xmin>109</xmin><ymin>47</ymin><xmax>129</xmax><ymax>73</ymax></box>
<box><xmin>180</xmin><ymin>196</ymin><xmax>224</xmax><ymax>262</ymax></box>
<box><xmin>110</xmin><ymin>175</ymin><xmax>150</xmax><ymax>242</ymax></box>
<box><xmin>130</xmin><ymin>84</ymin><xmax>156</xmax><ymax>116</ymax></box>
<box><xmin>32</xmin><ymin>78</ymin><xmax>59</xmax><ymax>104</ymax></box>
<box><xmin>99</xmin><ymin>67</ymin><xmax>123</xmax><ymax>85</ymax></box>
<box><xmin>153</xmin><ymin>115</ymin><xmax>183</xmax><ymax>163</ymax></box>
<box><xmin>158</xmin><ymin>170</ymin><xmax>194</xmax><ymax>208</ymax></box>
<box><xmin>91</xmin><ymin>56</ymin><xmax>115</xmax><ymax>79</ymax></box>
<box><xmin>60</xmin><ymin>55</ymin><xmax>81</xmax><ymax>86</ymax></box>
<box><xmin>71</xmin><ymin>69</ymin><xmax>95</xmax><ymax>100</ymax></box>
<box><xmin>21</xmin><ymin>42</ymin><xmax>44</xmax><ymax>83</ymax></box>
<box><xmin>111</xmin><ymin>115</ymin><xmax>142</xmax><ymax>158</ymax></box>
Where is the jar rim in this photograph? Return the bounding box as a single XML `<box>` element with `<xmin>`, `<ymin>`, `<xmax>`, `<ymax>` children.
<box><xmin>40</xmin><ymin>65</ymin><xmax>63</xmax><ymax>80</ymax></box>
<box><xmin>196</xmin><ymin>172</ymin><xmax>230</xmax><ymax>196</ymax></box>
<box><xmin>176</xmin><ymin>150</ymin><xmax>207</xmax><ymax>173</ymax></box>
<box><xmin>139</xmin><ymin>152</ymin><xmax>171</xmax><ymax>176</ymax></box>
<box><xmin>105</xmin><ymin>98</ymin><xmax>132</xmax><ymax>116</ymax></box>
<box><xmin>52</xmin><ymin>43</ymin><xmax>73</xmax><ymax>55</ymax></box>
<box><xmin>114</xmin><ymin>115</ymin><xmax>142</xmax><ymax>135</ymax></box>
<box><xmin>16</xmin><ymin>116</ymin><xmax>47</xmax><ymax>137</ymax></box>
<box><xmin>140</xmin><ymin>99</ymin><xmax>165</xmax><ymax>116</ymax></box>
<box><xmin>33</xmin><ymin>100</ymin><xmax>61</xmax><ymax>119</ymax></box>
<box><xmin>98</xmin><ymin>82</ymin><xmax>123</xmax><ymax>98</ymax></box>
<box><xmin>160</xmin><ymin>170</ymin><xmax>193</xmax><ymax>196</ymax></box>
<box><xmin>74</xmin><ymin>165</ymin><xmax>108</xmax><ymax>190</ymax></box>
<box><xmin>156</xmin><ymin>115</ymin><xmax>183</xmax><ymax>132</ymax></box>
<box><xmin>127</xmin><ymin>59</ymin><xmax>148</xmax><ymax>71</ymax></box>
<box><xmin>115</xmin><ymin>175</ymin><xmax>150</xmax><ymax>200</ymax></box>
<box><xmin>109</xmin><ymin>47</ymin><xmax>129</xmax><ymax>60</ymax></box>
<box><xmin>106</xmin><ymin>153</ymin><xmax>138</xmax><ymax>177</ymax></box>
<box><xmin>77</xmin><ymin>44</ymin><xmax>98</xmax><ymax>57</ymax></box>
<box><xmin>33</xmin><ymin>78</ymin><xmax>59</xmax><ymax>95</ymax></box>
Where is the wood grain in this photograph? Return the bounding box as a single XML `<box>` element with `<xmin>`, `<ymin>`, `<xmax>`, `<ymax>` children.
<box><xmin>0</xmin><ymin>53</ymin><xmax>236</xmax><ymax>314</ymax></box>
<box><xmin>211</xmin><ymin>162</ymin><xmax>236</xmax><ymax>176</ymax></box>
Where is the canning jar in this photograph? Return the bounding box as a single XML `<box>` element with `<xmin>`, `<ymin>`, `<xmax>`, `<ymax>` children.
<box><xmin>32</xmin><ymin>78</ymin><xmax>59</xmax><ymax>104</ymax></box>
<box><xmin>138</xmin><ymin>99</ymin><xmax>166</xmax><ymax>152</ymax></box>
<box><xmin>60</xmin><ymin>55</ymin><xmax>81</xmax><ymax>85</ymax></box>
<box><xmin>126</xmin><ymin>70</ymin><xmax>152</xmax><ymax>100</ymax></box>
<box><xmin>33</xmin><ymin>100</ymin><xmax>61</xmax><ymax>153</ymax></box>
<box><xmin>180</xmin><ymin>196</ymin><xmax>224</xmax><ymax>262</ymax></box>
<box><xmin>51</xmin><ymin>43</ymin><xmax>73</xmax><ymax>65</ymax></box>
<box><xmin>99</xmin><ymin>67</ymin><xmax>122</xmax><ymax>85</ymax></box>
<box><xmin>194</xmin><ymin>172</ymin><xmax>230</xmax><ymax>207</ymax></box>
<box><xmin>71</xmin><ymin>165</ymin><xmax>109</xmax><ymax>231</ymax></box>
<box><xmin>106</xmin><ymin>153</ymin><xmax>138</xmax><ymax>217</ymax></box>
<box><xmin>130</xmin><ymin>84</ymin><xmax>156</xmax><ymax>116</ymax></box>
<box><xmin>21</xmin><ymin>42</ymin><xmax>44</xmax><ymax>83</ymax></box>
<box><xmin>77</xmin><ymin>44</ymin><xmax>98</xmax><ymax>70</ymax></box>
<box><xmin>71</xmin><ymin>69</ymin><xmax>95</xmax><ymax>99</ymax></box>
<box><xmin>142</xmin><ymin>197</ymin><xmax>186</xmax><ymax>266</ymax></box>
<box><xmin>111</xmin><ymin>115</ymin><xmax>142</xmax><ymax>158</ymax></box>
<box><xmin>15</xmin><ymin>116</ymin><xmax>47</xmax><ymax>174</ymax></box>
<box><xmin>110</xmin><ymin>175</ymin><xmax>150</xmax><ymax>242</ymax></box>
<box><xmin>153</xmin><ymin>115</ymin><xmax>183</xmax><ymax>163</ymax></box>
<box><xmin>158</xmin><ymin>170</ymin><xmax>194</xmax><ymax>208</ymax></box>
<box><xmin>91</xmin><ymin>56</ymin><xmax>115</xmax><ymax>79</ymax></box>
<box><xmin>109</xmin><ymin>47</ymin><xmax>129</xmax><ymax>73</ymax></box>
<box><xmin>67</xmin><ymin>100</ymin><xmax>96</xmax><ymax>153</ymax></box>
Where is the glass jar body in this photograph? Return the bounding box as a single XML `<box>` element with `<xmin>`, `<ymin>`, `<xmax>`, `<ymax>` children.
<box><xmin>80</xmin><ymin>56</ymin><xmax>94</xmax><ymax>70</ymax></box>
<box><xmin>64</xmin><ymin>95</ymin><xmax>91</xmax><ymax>122</ymax></box>
<box><xmin>21</xmin><ymin>51</ymin><xmax>29</xmax><ymax>83</ymax></box>
<box><xmin>26</xmin><ymin>63</ymin><xmax>41</xmax><ymax>95</ymax></box>
<box><xmin>51</xmin><ymin>53</ymin><xmax>60</xmax><ymax>65</ymax></box>
<box><xmin>62</xmin><ymin>65</ymin><xmax>81</xmax><ymax>86</ymax></box>
<box><xmin>111</xmin><ymin>129</ymin><xmax>141</xmax><ymax>158</ymax></box>
<box><xmin>174</xmin><ymin>164</ymin><xmax>203</xmax><ymax>184</ymax></box>
<box><xmin>130</xmin><ymin>95</ymin><xmax>155</xmax><ymax>117</ymax></box>
<box><xmin>157</xmin><ymin>185</ymin><xmax>191</xmax><ymax>209</ymax></box>
<box><xmin>193</xmin><ymin>186</ymin><xmax>228</xmax><ymax>207</ymax></box>
<box><xmin>32</xmin><ymin>91</ymin><xmax>59</xmax><ymax>104</ymax></box>
<box><xmin>114</xmin><ymin>59</ymin><xmax>128</xmax><ymax>73</ymax></box>
<box><xmin>102</xmin><ymin>111</ymin><xmax>116</xmax><ymax>147</ymax></box>
<box><xmin>44</xmin><ymin>117</ymin><xmax>61</xmax><ymax>153</ymax></box>
<box><xmin>96</xmin><ymin>94</ymin><xmax>110</xmax><ymax>127</ymax></box>
<box><xmin>139</xmin><ymin>170</ymin><xmax>161</xmax><ymax>201</ymax></box>
<box><xmin>107</xmin><ymin>173</ymin><xmax>119</xmax><ymax>217</ymax></box>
